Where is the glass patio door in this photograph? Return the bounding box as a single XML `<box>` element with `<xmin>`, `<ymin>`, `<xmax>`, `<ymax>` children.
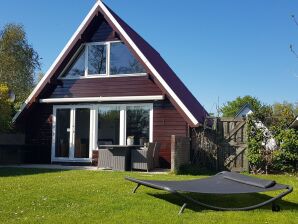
<box><xmin>53</xmin><ymin>106</ymin><xmax>91</xmax><ymax>161</ymax></box>
<box><xmin>74</xmin><ymin>108</ymin><xmax>90</xmax><ymax>158</ymax></box>
<box><xmin>55</xmin><ymin>108</ymin><xmax>71</xmax><ymax>158</ymax></box>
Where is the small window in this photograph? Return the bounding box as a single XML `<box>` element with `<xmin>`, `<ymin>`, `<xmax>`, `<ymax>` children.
<box><xmin>110</xmin><ymin>42</ymin><xmax>146</xmax><ymax>75</ymax></box>
<box><xmin>88</xmin><ymin>44</ymin><xmax>107</xmax><ymax>75</ymax></box>
<box><xmin>62</xmin><ymin>48</ymin><xmax>85</xmax><ymax>78</ymax></box>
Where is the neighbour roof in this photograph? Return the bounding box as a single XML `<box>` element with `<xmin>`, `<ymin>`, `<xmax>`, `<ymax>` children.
<box><xmin>13</xmin><ymin>1</ymin><xmax>208</xmax><ymax>127</ymax></box>
<box><xmin>290</xmin><ymin>116</ymin><xmax>298</xmax><ymax>129</ymax></box>
<box><xmin>235</xmin><ymin>103</ymin><xmax>254</xmax><ymax>118</ymax></box>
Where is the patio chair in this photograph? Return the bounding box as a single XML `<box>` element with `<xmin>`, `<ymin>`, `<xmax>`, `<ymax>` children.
<box><xmin>125</xmin><ymin>171</ymin><xmax>293</xmax><ymax>215</ymax></box>
<box><xmin>131</xmin><ymin>142</ymin><xmax>159</xmax><ymax>171</ymax></box>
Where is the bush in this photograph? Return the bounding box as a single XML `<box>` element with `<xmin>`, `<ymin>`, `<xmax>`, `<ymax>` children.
<box><xmin>273</xmin><ymin>129</ymin><xmax>298</xmax><ymax>172</ymax></box>
<box><xmin>247</xmin><ymin>113</ymin><xmax>298</xmax><ymax>174</ymax></box>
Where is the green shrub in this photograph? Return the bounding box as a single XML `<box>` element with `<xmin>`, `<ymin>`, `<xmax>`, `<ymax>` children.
<box><xmin>247</xmin><ymin>118</ymin><xmax>266</xmax><ymax>173</ymax></box>
<box><xmin>273</xmin><ymin>129</ymin><xmax>298</xmax><ymax>172</ymax></box>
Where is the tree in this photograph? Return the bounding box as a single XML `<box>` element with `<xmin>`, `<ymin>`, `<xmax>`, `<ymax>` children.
<box><xmin>247</xmin><ymin>101</ymin><xmax>298</xmax><ymax>174</ymax></box>
<box><xmin>0</xmin><ymin>83</ymin><xmax>13</xmax><ymax>132</ymax></box>
<box><xmin>220</xmin><ymin>95</ymin><xmax>266</xmax><ymax>117</ymax></box>
<box><xmin>271</xmin><ymin>102</ymin><xmax>297</xmax><ymax>129</ymax></box>
<box><xmin>0</xmin><ymin>24</ymin><xmax>40</xmax><ymax>107</ymax></box>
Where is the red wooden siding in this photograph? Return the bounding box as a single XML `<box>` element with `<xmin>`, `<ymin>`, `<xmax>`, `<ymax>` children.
<box><xmin>89</xmin><ymin>20</ymin><xmax>117</xmax><ymax>42</ymax></box>
<box><xmin>23</xmin><ymin>99</ymin><xmax>187</xmax><ymax>168</ymax></box>
<box><xmin>153</xmin><ymin>100</ymin><xmax>188</xmax><ymax>167</ymax></box>
<box><xmin>50</xmin><ymin>76</ymin><xmax>162</xmax><ymax>98</ymax></box>
<box><xmin>25</xmin><ymin>104</ymin><xmax>52</xmax><ymax>146</ymax></box>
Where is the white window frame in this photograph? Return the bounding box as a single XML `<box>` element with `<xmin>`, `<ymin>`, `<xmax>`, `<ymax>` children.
<box><xmin>59</xmin><ymin>40</ymin><xmax>147</xmax><ymax>79</ymax></box>
<box><xmin>94</xmin><ymin>103</ymin><xmax>153</xmax><ymax>150</ymax></box>
<box><xmin>85</xmin><ymin>42</ymin><xmax>108</xmax><ymax>77</ymax></box>
<box><xmin>51</xmin><ymin>105</ymin><xmax>95</xmax><ymax>163</ymax></box>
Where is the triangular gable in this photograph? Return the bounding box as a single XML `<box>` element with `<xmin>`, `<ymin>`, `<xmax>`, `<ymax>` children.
<box><xmin>13</xmin><ymin>1</ymin><xmax>208</xmax><ymax>127</ymax></box>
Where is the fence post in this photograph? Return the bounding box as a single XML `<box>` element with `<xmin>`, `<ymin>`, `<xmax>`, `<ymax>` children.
<box><xmin>171</xmin><ymin>135</ymin><xmax>190</xmax><ymax>173</ymax></box>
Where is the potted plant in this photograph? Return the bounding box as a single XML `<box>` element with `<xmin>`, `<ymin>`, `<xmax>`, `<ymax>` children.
<box><xmin>127</xmin><ymin>136</ymin><xmax>134</xmax><ymax>146</ymax></box>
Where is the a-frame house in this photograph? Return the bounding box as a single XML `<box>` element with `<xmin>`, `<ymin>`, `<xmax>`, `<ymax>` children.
<box><xmin>13</xmin><ymin>1</ymin><xmax>208</xmax><ymax>167</ymax></box>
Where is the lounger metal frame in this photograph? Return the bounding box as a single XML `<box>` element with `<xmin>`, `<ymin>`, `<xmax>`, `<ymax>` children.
<box><xmin>125</xmin><ymin>177</ymin><xmax>293</xmax><ymax>215</ymax></box>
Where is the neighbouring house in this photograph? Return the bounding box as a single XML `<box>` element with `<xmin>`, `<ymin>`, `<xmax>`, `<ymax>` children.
<box><xmin>235</xmin><ymin>103</ymin><xmax>254</xmax><ymax>118</ymax></box>
<box><xmin>290</xmin><ymin>116</ymin><xmax>298</xmax><ymax>130</ymax></box>
<box><xmin>235</xmin><ymin>104</ymin><xmax>277</xmax><ymax>151</ymax></box>
<box><xmin>12</xmin><ymin>1</ymin><xmax>208</xmax><ymax>168</ymax></box>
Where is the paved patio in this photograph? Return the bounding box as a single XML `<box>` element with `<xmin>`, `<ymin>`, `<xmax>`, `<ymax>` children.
<box><xmin>0</xmin><ymin>164</ymin><xmax>170</xmax><ymax>174</ymax></box>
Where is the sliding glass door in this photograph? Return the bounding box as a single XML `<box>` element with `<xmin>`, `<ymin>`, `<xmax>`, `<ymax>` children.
<box><xmin>96</xmin><ymin>104</ymin><xmax>152</xmax><ymax>147</ymax></box>
<box><xmin>126</xmin><ymin>106</ymin><xmax>150</xmax><ymax>145</ymax></box>
<box><xmin>52</xmin><ymin>106</ymin><xmax>91</xmax><ymax>162</ymax></box>
<box><xmin>98</xmin><ymin>106</ymin><xmax>121</xmax><ymax>146</ymax></box>
<box><xmin>74</xmin><ymin>108</ymin><xmax>90</xmax><ymax>158</ymax></box>
<box><xmin>52</xmin><ymin>103</ymin><xmax>153</xmax><ymax>162</ymax></box>
<box><xmin>55</xmin><ymin>109</ymin><xmax>71</xmax><ymax>158</ymax></box>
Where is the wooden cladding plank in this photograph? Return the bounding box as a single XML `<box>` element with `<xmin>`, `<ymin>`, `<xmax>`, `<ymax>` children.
<box><xmin>225</xmin><ymin>121</ymin><xmax>246</xmax><ymax>140</ymax></box>
<box><xmin>50</xmin><ymin>76</ymin><xmax>162</xmax><ymax>98</ymax></box>
<box><xmin>153</xmin><ymin>100</ymin><xmax>188</xmax><ymax>167</ymax></box>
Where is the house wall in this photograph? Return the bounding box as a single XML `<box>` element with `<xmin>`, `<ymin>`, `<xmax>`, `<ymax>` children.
<box><xmin>49</xmin><ymin>76</ymin><xmax>162</xmax><ymax>98</ymax></box>
<box><xmin>21</xmin><ymin>16</ymin><xmax>189</xmax><ymax>168</ymax></box>
<box><xmin>23</xmin><ymin>99</ymin><xmax>187</xmax><ymax>168</ymax></box>
<box><xmin>153</xmin><ymin>100</ymin><xmax>188</xmax><ymax>167</ymax></box>
<box><xmin>25</xmin><ymin>104</ymin><xmax>53</xmax><ymax>146</ymax></box>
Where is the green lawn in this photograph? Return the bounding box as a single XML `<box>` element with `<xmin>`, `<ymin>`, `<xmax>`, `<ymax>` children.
<box><xmin>0</xmin><ymin>168</ymin><xmax>297</xmax><ymax>224</ymax></box>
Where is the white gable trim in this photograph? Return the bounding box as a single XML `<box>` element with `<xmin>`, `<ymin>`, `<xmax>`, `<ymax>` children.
<box><xmin>13</xmin><ymin>1</ymin><xmax>199</xmax><ymax>126</ymax></box>
<box><xmin>39</xmin><ymin>95</ymin><xmax>165</xmax><ymax>103</ymax></box>
<box><xmin>12</xmin><ymin>2</ymin><xmax>101</xmax><ymax>122</ymax></box>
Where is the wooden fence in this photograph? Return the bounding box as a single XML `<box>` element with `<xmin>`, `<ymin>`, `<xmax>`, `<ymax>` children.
<box><xmin>191</xmin><ymin>117</ymin><xmax>248</xmax><ymax>172</ymax></box>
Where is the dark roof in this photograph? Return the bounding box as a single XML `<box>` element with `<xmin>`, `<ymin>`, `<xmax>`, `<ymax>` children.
<box><xmin>13</xmin><ymin>1</ymin><xmax>208</xmax><ymax>127</ymax></box>
<box><xmin>290</xmin><ymin>116</ymin><xmax>298</xmax><ymax>129</ymax></box>
<box><xmin>106</xmin><ymin>4</ymin><xmax>208</xmax><ymax>125</ymax></box>
<box><xmin>235</xmin><ymin>103</ymin><xmax>254</xmax><ymax>118</ymax></box>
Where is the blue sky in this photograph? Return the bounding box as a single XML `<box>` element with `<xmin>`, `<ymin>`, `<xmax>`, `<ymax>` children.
<box><xmin>0</xmin><ymin>0</ymin><xmax>297</xmax><ymax>113</ymax></box>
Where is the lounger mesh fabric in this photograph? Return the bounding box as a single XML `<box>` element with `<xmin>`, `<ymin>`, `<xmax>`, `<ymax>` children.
<box><xmin>125</xmin><ymin>171</ymin><xmax>293</xmax><ymax>214</ymax></box>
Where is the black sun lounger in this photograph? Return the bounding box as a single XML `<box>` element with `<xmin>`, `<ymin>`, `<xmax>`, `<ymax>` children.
<box><xmin>125</xmin><ymin>171</ymin><xmax>293</xmax><ymax>214</ymax></box>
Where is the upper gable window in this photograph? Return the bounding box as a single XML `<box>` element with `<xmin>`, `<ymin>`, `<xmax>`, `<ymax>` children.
<box><xmin>110</xmin><ymin>42</ymin><xmax>146</xmax><ymax>75</ymax></box>
<box><xmin>88</xmin><ymin>44</ymin><xmax>107</xmax><ymax>75</ymax></box>
<box><xmin>62</xmin><ymin>48</ymin><xmax>85</xmax><ymax>78</ymax></box>
<box><xmin>61</xmin><ymin>41</ymin><xmax>146</xmax><ymax>79</ymax></box>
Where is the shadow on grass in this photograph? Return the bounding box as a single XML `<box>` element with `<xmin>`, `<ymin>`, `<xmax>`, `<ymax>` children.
<box><xmin>148</xmin><ymin>192</ymin><xmax>298</xmax><ymax>212</ymax></box>
<box><xmin>0</xmin><ymin>167</ymin><xmax>69</xmax><ymax>177</ymax></box>
<box><xmin>175</xmin><ymin>165</ymin><xmax>218</xmax><ymax>176</ymax></box>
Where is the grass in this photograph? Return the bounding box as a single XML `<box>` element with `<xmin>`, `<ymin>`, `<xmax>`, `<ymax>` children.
<box><xmin>0</xmin><ymin>168</ymin><xmax>297</xmax><ymax>224</ymax></box>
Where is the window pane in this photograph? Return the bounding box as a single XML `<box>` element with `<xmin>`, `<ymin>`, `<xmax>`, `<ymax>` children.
<box><xmin>55</xmin><ymin>109</ymin><xmax>70</xmax><ymax>157</ymax></box>
<box><xmin>98</xmin><ymin>107</ymin><xmax>120</xmax><ymax>145</ymax></box>
<box><xmin>110</xmin><ymin>42</ymin><xmax>146</xmax><ymax>75</ymax></box>
<box><xmin>74</xmin><ymin>108</ymin><xmax>90</xmax><ymax>158</ymax></box>
<box><xmin>88</xmin><ymin>45</ymin><xmax>107</xmax><ymax>75</ymax></box>
<box><xmin>126</xmin><ymin>106</ymin><xmax>150</xmax><ymax>145</ymax></box>
<box><xmin>62</xmin><ymin>48</ymin><xmax>85</xmax><ymax>78</ymax></box>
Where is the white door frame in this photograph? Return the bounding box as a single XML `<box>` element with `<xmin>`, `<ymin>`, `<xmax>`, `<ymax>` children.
<box><xmin>51</xmin><ymin>105</ymin><xmax>94</xmax><ymax>163</ymax></box>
